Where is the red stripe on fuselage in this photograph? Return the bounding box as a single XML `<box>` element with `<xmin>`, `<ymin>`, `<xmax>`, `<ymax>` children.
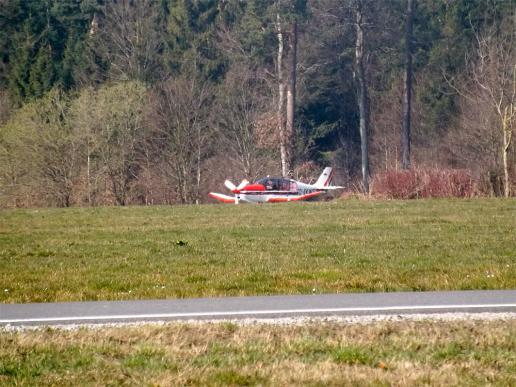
<box><xmin>267</xmin><ymin>197</ymin><xmax>289</xmax><ymax>203</ymax></box>
<box><xmin>293</xmin><ymin>191</ymin><xmax>323</xmax><ymax>200</ymax></box>
<box><xmin>243</xmin><ymin>184</ymin><xmax>265</xmax><ymax>191</ymax></box>
<box><xmin>241</xmin><ymin>191</ymin><xmax>297</xmax><ymax>195</ymax></box>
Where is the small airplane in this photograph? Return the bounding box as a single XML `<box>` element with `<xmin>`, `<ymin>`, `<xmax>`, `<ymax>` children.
<box><xmin>209</xmin><ymin>167</ymin><xmax>344</xmax><ymax>204</ymax></box>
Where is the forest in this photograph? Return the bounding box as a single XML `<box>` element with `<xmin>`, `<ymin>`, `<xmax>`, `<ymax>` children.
<box><xmin>0</xmin><ymin>0</ymin><xmax>514</xmax><ymax>207</ymax></box>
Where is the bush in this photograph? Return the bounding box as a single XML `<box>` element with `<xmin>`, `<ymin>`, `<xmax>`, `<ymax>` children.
<box><xmin>371</xmin><ymin>168</ymin><xmax>476</xmax><ymax>199</ymax></box>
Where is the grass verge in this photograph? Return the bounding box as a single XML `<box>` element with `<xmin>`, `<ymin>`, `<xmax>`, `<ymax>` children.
<box><xmin>0</xmin><ymin>198</ymin><xmax>515</xmax><ymax>303</ymax></box>
<box><xmin>1</xmin><ymin>319</ymin><xmax>515</xmax><ymax>385</ymax></box>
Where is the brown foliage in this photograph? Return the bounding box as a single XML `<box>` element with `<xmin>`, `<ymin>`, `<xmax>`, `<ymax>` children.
<box><xmin>371</xmin><ymin>168</ymin><xmax>476</xmax><ymax>199</ymax></box>
<box><xmin>0</xmin><ymin>89</ymin><xmax>12</xmax><ymax>126</ymax></box>
<box><xmin>254</xmin><ymin>111</ymin><xmax>280</xmax><ymax>149</ymax></box>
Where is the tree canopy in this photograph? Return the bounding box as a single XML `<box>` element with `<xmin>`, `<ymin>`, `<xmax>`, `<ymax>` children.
<box><xmin>0</xmin><ymin>0</ymin><xmax>514</xmax><ymax>206</ymax></box>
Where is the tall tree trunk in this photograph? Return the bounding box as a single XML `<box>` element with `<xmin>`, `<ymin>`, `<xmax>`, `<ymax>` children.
<box><xmin>196</xmin><ymin>130</ymin><xmax>201</xmax><ymax>205</ymax></box>
<box><xmin>401</xmin><ymin>0</ymin><xmax>414</xmax><ymax>170</ymax></box>
<box><xmin>87</xmin><ymin>141</ymin><xmax>91</xmax><ymax>206</ymax></box>
<box><xmin>286</xmin><ymin>20</ymin><xmax>298</xmax><ymax>176</ymax></box>
<box><xmin>354</xmin><ymin>1</ymin><xmax>370</xmax><ymax>193</ymax></box>
<box><xmin>502</xmin><ymin>105</ymin><xmax>513</xmax><ymax>197</ymax></box>
<box><xmin>276</xmin><ymin>14</ymin><xmax>288</xmax><ymax>177</ymax></box>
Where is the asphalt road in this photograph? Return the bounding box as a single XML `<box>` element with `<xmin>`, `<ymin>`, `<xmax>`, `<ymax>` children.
<box><xmin>1</xmin><ymin>290</ymin><xmax>515</xmax><ymax>327</ymax></box>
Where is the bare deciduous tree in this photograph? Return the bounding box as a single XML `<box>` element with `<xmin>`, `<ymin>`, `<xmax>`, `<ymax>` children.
<box><xmin>0</xmin><ymin>90</ymin><xmax>81</xmax><ymax>207</ymax></box>
<box><xmin>276</xmin><ymin>12</ymin><xmax>289</xmax><ymax>177</ymax></box>
<box><xmin>96</xmin><ymin>0</ymin><xmax>164</xmax><ymax>83</ymax></box>
<box><xmin>70</xmin><ymin>87</ymin><xmax>103</xmax><ymax>205</ymax></box>
<box><xmin>275</xmin><ymin>10</ymin><xmax>299</xmax><ymax>178</ymax></box>
<box><xmin>286</xmin><ymin>19</ymin><xmax>298</xmax><ymax>174</ymax></box>
<box><xmin>447</xmin><ymin>23</ymin><xmax>515</xmax><ymax>197</ymax></box>
<box><xmin>148</xmin><ymin>77</ymin><xmax>214</xmax><ymax>204</ymax></box>
<box><xmin>0</xmin><ymin>114</ymin><xmax>33</xmax><ymax>207</ymax></box>
<box><xmin>401</xmin><ymin>0</ymin><xmax>414</xmax><ymax>170</ymax></box>
<box><xmin>34</xmin><ymin>91</ymin><xmax>81</xmax><ymax>207</ymax></box>
<box><xmin>217</xmin><ymin>67</ymin><xmax>271</xmax><ymax>180</ymax></box>
<box><xmin>95</xmin><ymin>81</ymin><xmax>147</xmax><ymax>205</ymax></box>
<box><xmin>353</xmin><ymin>0</ymin><xmax>370</xmax><ymax>193</ymax></box>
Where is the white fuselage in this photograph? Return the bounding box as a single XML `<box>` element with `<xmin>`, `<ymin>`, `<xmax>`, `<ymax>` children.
<box><xmin>208</xmin><ymin>167</ymin><xmax>342</xmax><ymax>204</ymax></box>
<box><xmin>236</xmin><ymin>181</ymin><xmax>323</xmax><ymax>203</ymax></box>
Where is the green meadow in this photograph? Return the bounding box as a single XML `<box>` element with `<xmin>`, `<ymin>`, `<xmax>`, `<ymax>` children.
<box><xmin>0</xmin><ymin>198</ymin><xmax>515</xmax><ymax>303</ymax></box>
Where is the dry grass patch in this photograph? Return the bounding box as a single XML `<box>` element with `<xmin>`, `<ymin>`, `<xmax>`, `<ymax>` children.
<box><xmin>1</xmin><ymin>319</ymin><xmax>515</xmax><ymax>385</ymax></box>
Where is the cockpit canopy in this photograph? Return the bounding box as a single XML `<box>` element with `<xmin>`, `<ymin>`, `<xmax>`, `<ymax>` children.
<box><xmin>255</xmin><ymin>177</ymin><xmax>298</xmax><ymax>192</ymax></box>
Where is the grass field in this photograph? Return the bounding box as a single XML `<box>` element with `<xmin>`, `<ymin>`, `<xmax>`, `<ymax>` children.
<box><xmin>1</xmin><ymin>319</ymin><xmax>515</xmax><ymax>385</ymax></box>
<box><xmin>0</xmin><ymin>198</ymin><xmax>515</xmax><ymax>303</ymax></box>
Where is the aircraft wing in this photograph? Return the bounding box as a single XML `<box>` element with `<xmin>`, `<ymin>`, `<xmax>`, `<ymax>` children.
<box><xmin>208</xmin><ymin>192</ymin><xmax>236</xmax><ymax>203</ymax></box>
<box><xmin>267</xmin><ymin>191</ymin><xmax>323</xmax><ymax>202</ymax></box>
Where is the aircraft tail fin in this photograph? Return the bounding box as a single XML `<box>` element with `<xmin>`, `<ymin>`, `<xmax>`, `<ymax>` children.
<box><xmin>314</xmin><ymin>167</ymin><xmax>334</xmax><ymax>188</ymax></box>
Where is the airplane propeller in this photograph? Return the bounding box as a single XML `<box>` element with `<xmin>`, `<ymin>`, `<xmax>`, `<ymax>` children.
<box><xmin>224</xmin><ymin>180</ymin><xmax>236</xmax><ymax>191</ymax></box>
<box><xmin>224</xmin><ymin>179</ymin><xmax>249</xmax><ymax>204</ymax></box>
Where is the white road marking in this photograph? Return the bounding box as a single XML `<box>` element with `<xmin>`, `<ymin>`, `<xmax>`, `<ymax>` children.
<box><xmin>2</xmin><ymin>303</ymin><xmax>515</xmax><ymax>324</ymax></box>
